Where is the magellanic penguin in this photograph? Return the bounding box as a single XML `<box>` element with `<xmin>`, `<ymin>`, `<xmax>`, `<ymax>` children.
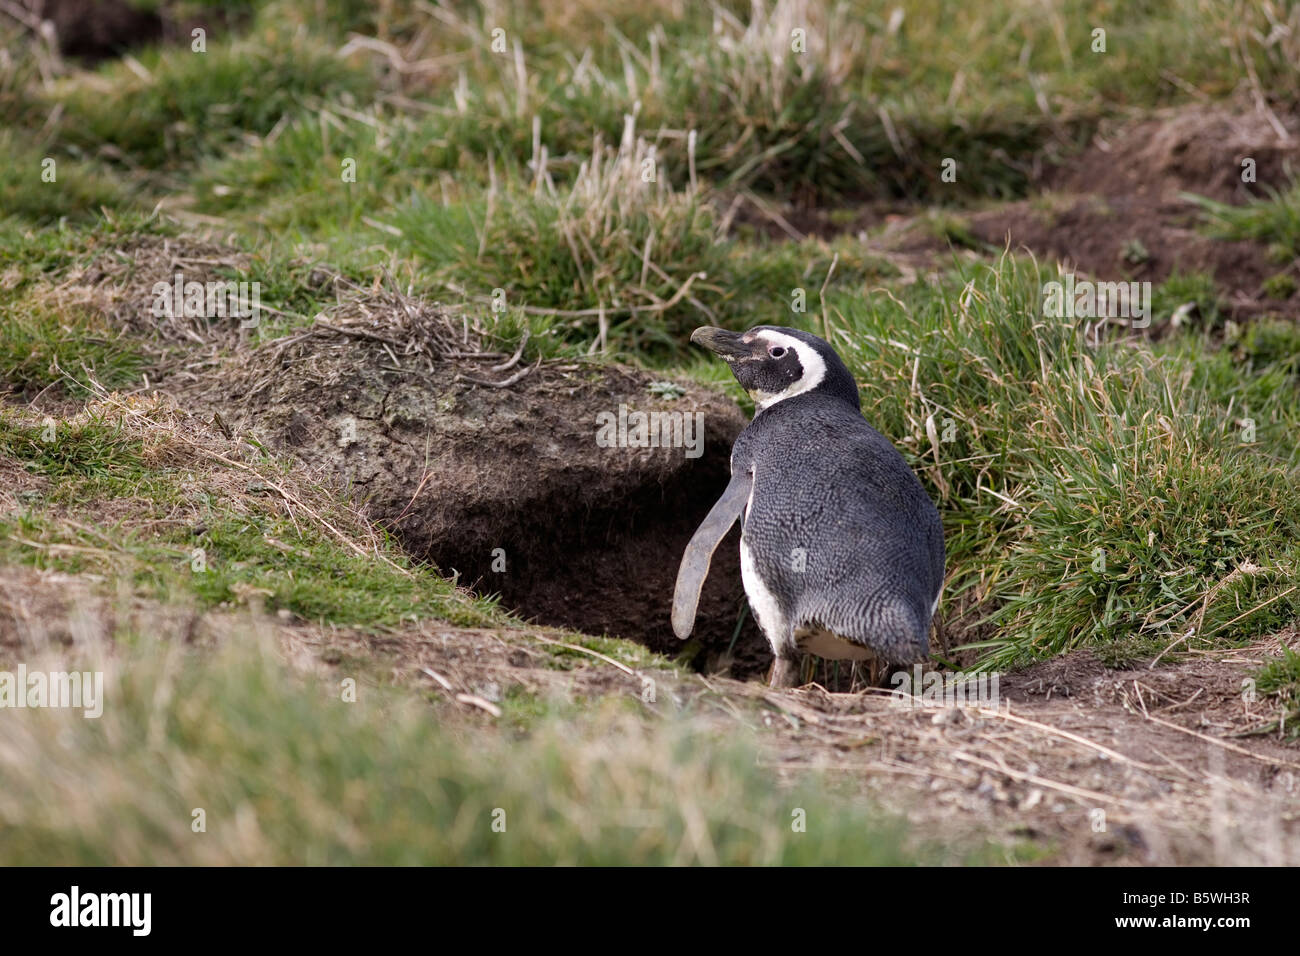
<box><xmin>672</xmin><ymin>326</ymin><xmax>945</xmax><ymax>688</ymax></box>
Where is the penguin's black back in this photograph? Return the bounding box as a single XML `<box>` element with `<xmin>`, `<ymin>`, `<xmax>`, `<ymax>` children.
<box><xmin>732</xmin><ymin>392</ymin><xmax>944</xmax><ymax>662</ymax></box>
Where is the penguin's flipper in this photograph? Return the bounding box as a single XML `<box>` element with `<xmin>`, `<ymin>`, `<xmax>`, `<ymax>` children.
<box><xmin>672</xmin><ymin>470</ymin><xmax>752</xmax><ymax>639</ymax></box>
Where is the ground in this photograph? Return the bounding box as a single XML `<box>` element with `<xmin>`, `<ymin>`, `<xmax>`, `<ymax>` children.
<box><xmin>2</xmin><ymin>0</ymin><xmax>1300</xmax><ymax>865</ymax></box>
<box><xmin>3</xmin><ymin>561</ymin><xmax>1297</xmax><ymax>864</ymax></box>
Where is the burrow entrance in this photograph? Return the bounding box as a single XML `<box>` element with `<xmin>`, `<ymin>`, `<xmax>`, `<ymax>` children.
<box><xmin>173</xmin><ymin>297</ymin><xmax>770</xmax><ymax>676</ymax></box>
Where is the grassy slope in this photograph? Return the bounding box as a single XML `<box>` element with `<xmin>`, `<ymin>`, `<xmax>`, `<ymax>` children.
<box><xmin>2</xmin><ymin>0</ymin><xmax>1300</xmax><ymax>862</ymax></box>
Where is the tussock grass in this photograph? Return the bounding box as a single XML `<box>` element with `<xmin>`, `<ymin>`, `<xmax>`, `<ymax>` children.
<box><xmin>39</xmin><ymin>29</ymin><xmax>374</xmax><ymax>170</ymax></box>
<box><xmin>395</xmin><ymin>126</ymin><xmax>728</xmax><ymax>349</ymax></box>
<box><xmin>388</xmin><ymin>126</ymin><xmax>891</xmax><ymax>355</ymax></box>
<box><xmin>829</xmin><ymin>255</ymin><xmax>1300</xmax><ymax>669</ymax></box>
<box><xmin>664</xmin><ymin>0</ymin><xmax>871</xmax><ymax>196</ymax></box>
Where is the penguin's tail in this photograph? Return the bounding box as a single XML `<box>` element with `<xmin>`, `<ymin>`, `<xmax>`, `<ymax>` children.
<box><xmin>872</xmin><ymin>597</ymin><xmax>932</xmax><ymax>665</ymax></box>
<box><xmin>815</xmin><ymin>594</ymin><xmax>931</xmax><ymax>664</ymax></box>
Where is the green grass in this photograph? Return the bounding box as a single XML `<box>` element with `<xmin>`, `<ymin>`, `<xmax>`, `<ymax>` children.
<box><xmin>1263</xmin><ymin>273</ymin><xmax>1297</xmax><ymax>301</ymax></box>
<box><xmin>42</xmin><ymin>30</ymin><xmax>375</xmax><ymax>171</ymax></box>
<box><xmin>386</xmin><ymin>143</ymin><xmax>895</xmax><ymax>355</ymax></box>
<box><xmin>391</xmin><ymin>158</ymin><xmax>730</xmax><ymax>352</ymax></box>
<box><xmin>1184</xmin><ymin>184</ymin><xmax>1300</xmax><ymax>257</ymax></box>
<box><xmin>1</xmin><ymin>0</ymin><xmax>1298</xmax><ymax>867</ymax></box>
<box><xmin>0</xmin><ymin>500</ymin><xmax>498</xmax><ymax>631</ymax></box>
<box><xmin>826</xmin><ymin>255</ymin><xmax>1300</xmax><ymax>670</ymax></box>
<box><xmin>0</xmin><ymin>297</ymin><xmax>145</xmax><ymax>397</ymax></box>
<box><xmin>163</xmin><ymin>0</ymin><xmax>1300</xmax><ymax>250</ymax></box>
<box><xmin>0</xmin><ymin>416</ymin><xmax>144</xmax><ymax>480</ymax></box>
<box><xmin>0</xmin><ymin>131</ymin><xmax>128</xmax><ymax>223</ymax></box>
<box><xmin>1150</xmin><ymin>270</ymin><xmax>1223</xmax><ymax>328</ymax></box>
<box><xmin>180</xmin><ymin>512</ymin><xmax>498</xmax><ymax>627</ymax></box>
<box><xmin>0</xmin><ymin>410</ymin><xmax>501</xmax><ymax>630</ymax></box>
<box><xmin>0</xmin><ymin>210</ymin><xmax>179</xmax><ymax>276</ymax></box>
<box><xmin>1229</xmin><ymin>319</ymin><xmax>1300</xmax><ymax>379</ymax></box>
<box><xmin>0</xmin><ymin>629</ymin><xmax>1009</xmax><ymax>864</ymax></box>
<box><xmin>7</xmin><ymin>0</ymin><xmax>1299</xmax><ymax>227</ymax></box>
<box><xmin>1255</xmin><ymin>647</ymin><xmax>1300</xmax><ymax>740</ymax></box>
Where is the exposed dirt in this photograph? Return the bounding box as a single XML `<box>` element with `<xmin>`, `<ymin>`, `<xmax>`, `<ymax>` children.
<box><xmin>32</xmin><ymin>0</ymin><xmax>250</xmax><ymax>63</ymax></box>
<box><xmin>967</xmin><ymin>193</ymin><xmax>1299</xmax><ymax>321</ymax></box>
<box><xmin>0</xmin><ymin>566</ymin><xmax>198</xmax><ymax>656</ymax></box>
<box><xmin>753</xmin><ymin>103</ymin><xmax>1300</xmax><ymax>323</ymax></box>
<box><xmin>166</xmin><ymin>292</ymin><xmax>769</xmax><ymax>675</ymax></box>
<box><xmin>1040</xmin><ymin>104</ymin><xmax>1299</xmax><ymax>204</ymax></box>
<box><xmin>0</xmin><ymin>451</ymin><xmax>49</xmax><ymax>515</ymax></box>
<box><xmin>959</xmin><ymin>104</ymin><xmax>1300</xmax><ymax>321</ymax></box>
<box><xmin>3</xmin><ymin>563</ymin><xmax>1297</xmax><ymax>864</ymax></box>
<box><xmin>754</xmin><ymin>633</ymin><xmax>1300</xmax><ymax>865</ymax></box>
<box><xmin>34</xmin><ymin>0</ymin><xmax>162</xmax><ymax>62</ymax></box>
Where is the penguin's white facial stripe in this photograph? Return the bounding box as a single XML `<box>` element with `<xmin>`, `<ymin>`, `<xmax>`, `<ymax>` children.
<box><xmin>751</xmin><ymin>331</ymin><xmax>826</xmax><ymax>411</ymax></box>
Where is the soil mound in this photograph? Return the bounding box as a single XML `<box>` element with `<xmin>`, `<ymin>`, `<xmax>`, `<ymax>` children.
<box><xmin>175</xmin><ymin>292</ymin><xmax>766</xmax><ymax>671</ymax></box>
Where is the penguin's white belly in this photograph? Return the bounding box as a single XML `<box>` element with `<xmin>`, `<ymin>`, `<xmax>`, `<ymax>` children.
<box><xmin>739</xmin><ymin>536</ymin><xmax>789</xmax><ymax>652</ymax></box>
<box><xmin>794</xmin><ymin>624</ymin><xmax>877</xmax><ymax>661</ymax></box>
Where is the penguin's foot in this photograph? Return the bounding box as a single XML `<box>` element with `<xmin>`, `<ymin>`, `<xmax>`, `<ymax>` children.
<box><xmin>769</xmin><ymin>657</ymin><xmax>800</xmax><ymax>689</ymax></box>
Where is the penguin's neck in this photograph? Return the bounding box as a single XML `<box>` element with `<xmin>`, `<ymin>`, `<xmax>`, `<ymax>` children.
<box><xmin>817</xmin><ymin>367</ymin><xmax>863</xmax><ymax>410</ymax></box>
<box><xmin>756</xmin><ymin>388</ymin><xmax>860</xmax><ymax>419</ymax></box>
<box><xmin>756</xmin><ymin>369</ymin><xmax>860</xmax><ymax>415</ymax></box>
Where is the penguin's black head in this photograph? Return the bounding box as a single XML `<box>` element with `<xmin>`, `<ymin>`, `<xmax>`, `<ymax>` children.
<box><xmin>690</xmin><ymin>325</ymin><xmax>860</xmax><ymax>411</ymax></box>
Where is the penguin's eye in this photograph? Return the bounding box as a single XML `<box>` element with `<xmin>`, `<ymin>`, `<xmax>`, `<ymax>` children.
<box><xmin>768</xmin><ymin>346</ymin><xmax>787</xmax><ymax>359</ymax></box>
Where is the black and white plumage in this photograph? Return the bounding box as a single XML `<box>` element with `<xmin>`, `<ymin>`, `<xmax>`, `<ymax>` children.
<box><xmin>672</xmin><ymin>325</ymin><xmax>945</xmax><ymax>688</ymax></box>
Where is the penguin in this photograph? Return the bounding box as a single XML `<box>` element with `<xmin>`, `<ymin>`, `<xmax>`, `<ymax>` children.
<box><xmin>672</xmin><ymin>325</ymin><xmax>945</xmax><ymax>688</ymax></box>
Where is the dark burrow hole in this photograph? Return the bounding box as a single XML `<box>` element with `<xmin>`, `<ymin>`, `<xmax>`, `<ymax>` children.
<box><xmin>400</xmin><ymin>453</ymin><xmax>773</xmax><ymax>681</ymax></box>
<box><xmin>38</xmin><ymin>0</ymin><xmax>252</xmax><ymax>63</ymax></box>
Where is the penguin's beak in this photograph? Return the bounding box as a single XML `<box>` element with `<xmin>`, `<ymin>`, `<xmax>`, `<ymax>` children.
<box><xmin>690</xmin><ymin>327</ymin><xmax>752</xmax><ymax>360</ymax></box>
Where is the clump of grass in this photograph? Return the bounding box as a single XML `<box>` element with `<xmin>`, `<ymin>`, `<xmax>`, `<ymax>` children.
<box><xmin>663</xmin><ymin>0</ymin><xmax>869</xmax><ymax>196</ymax></box>
<box><xmin>829</xmin><ymin>255</ymin><xmax>1300</xmax><ymax>670</ymax></box>
<box><xmin>0</xmin><ymin>131</ymin><xmax>127</xmax><ymax>223</ymax></box>
<box><xmin>389</xmin><ymin>121</ymin><xmax>902</xmax><ymax>356</ymax></box>
<box><xmin>1255</xmin><ymin>647</ymin><xmax>1300</xmax><ymax>740</ymax></box>
<box><xmin>0</xmin><ymin>415</ymin><xmax>143</xmax><ymax>481</ymax></box>
<box><xmin>1151</xmin><ymin>270</ymin><xmax>1223</xmax><ymax>328</ymax></box>
<box><xmin>0</xmin><ymin>298</ymin><xmax>144</xmax><ymax>396</ymax></box>
<box><xmin>395</xmin><ymin>127</ymin><xmax>730</xmax><ymax>353</ymax></box>
<box><xmin>0</xmin><ymin>210</ymin><xmax>180</xmax><ymax>277</ymax></box>
<box><xmin>922</xmin><ymin>212</ymin><xmax>987</xmax><ymax>252</ymax></box>
<box><xmin>43</xmin><ymin>29</ymin><xmax>375</xmax><ymax>170</ymax></box>
<box><xmin>1263</xmin><ymin>273</ymin><xmax>1297</xmax><ymax>300</ymax></box>
<box><xmin>1184</xmin><ymin>184</ymin><xmax>1300</xmax><ymax>256</ymax></box>
<box><xmin>1230</xmin><ymin>319</ymin><xmax>1300</xmax><ymax>378</ymax></box>
<box><xmin>0</xmin><ymin>627</ymin><xmax>958</xmax><ymax>864</ymax></box>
